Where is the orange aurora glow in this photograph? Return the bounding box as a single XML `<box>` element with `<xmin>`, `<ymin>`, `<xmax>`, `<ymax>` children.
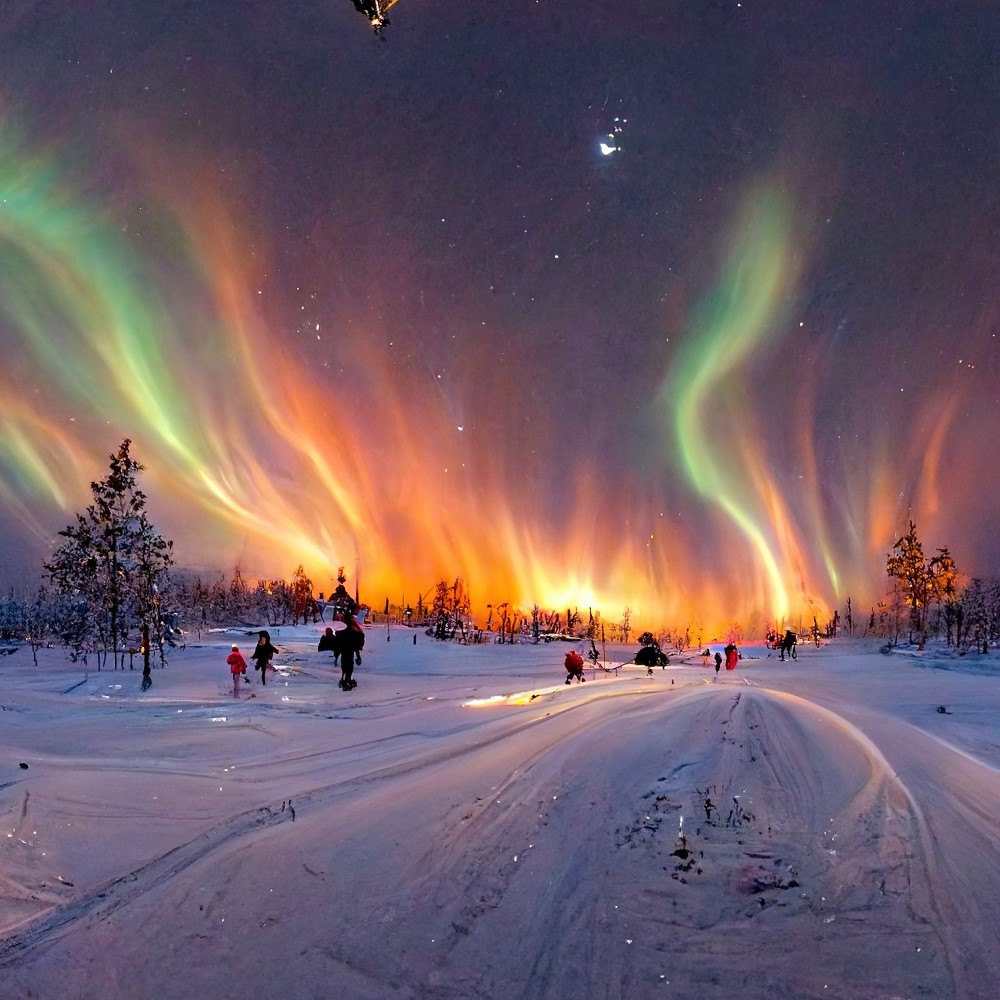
<box><xmin>0</xmin><ymin>119</ymin><xmax>995</xmax><ymax>639</ymax></box>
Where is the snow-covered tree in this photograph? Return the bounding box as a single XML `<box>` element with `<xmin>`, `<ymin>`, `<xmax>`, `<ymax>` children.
<box><xmin>25</xmin><ymin>588</ymin><xmax>59</xmax><ymax>666</ymax></box>
<box><xmin>45</xmin><ymin>440</ymin><xmax>174</xmax><ymax>684</ymax></box>
<box><xmin>254</xmin><ymin>578</ymin><xmax>292</xmax><ymax>626</ymax></box>
<box><xmin>228</xmin><ymin>566</ymin><xmax>253</xmax><ymax>621</ymax></box>
<box><xmin>955</xmin><ymin>577</ymin><xmax>1000</xmax><ymax>653</ymax></box>
<box><xmin>0</xmin><ymin>592</ymin><xmax>27</xmax><ymax>643</ymax></box>
<box><xmin>290</xmin><ymin>565</ymin><xmax>316</xmax><ymax>624</ymax></box>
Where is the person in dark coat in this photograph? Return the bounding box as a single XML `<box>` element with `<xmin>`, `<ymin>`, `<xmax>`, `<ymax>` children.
<box><xmin>251</xmin><ymin>630</ymin><xmax>279</xmax><ymax>685</ymax></box>
<box><xmin>318</xmin><ymin>627</ymin><xmax>336</xmax><ymax>652</ymax></box>
<box><xmin>331</xmin><ymin>584</ymin><xmax>359</xmax><ymax>617</ymax></box>
<box><xmin>714</xmin><ymin>650</ymin><xmax>723</xmax><ymax>679</ymax></box>
<box><xmin>335</xmin><ymin>613</ymin><xmax>365</xmax><ymax>690</ymax></box>
<box><xmin>779</xmin><ymin>629</ymin><xmax>797</xmax><ymax>660</ymax></box>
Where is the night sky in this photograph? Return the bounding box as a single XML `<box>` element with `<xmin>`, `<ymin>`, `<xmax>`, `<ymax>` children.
<box><xmin>0</xmin><ymin>1</ymin><xmax>997</xmax><ymax>631</ymax></box>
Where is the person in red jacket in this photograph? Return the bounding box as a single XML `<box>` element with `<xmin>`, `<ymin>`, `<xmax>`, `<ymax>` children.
<box><xmin>564</xmin><ymin>649</ymin><xmax>586</xmax><ymax>684</ymax></box>
<box><xmin>724</xmin><ymin>643</ymin><xmax>739</xmax><ymax>671</ymax></box>
<box><xmin>227</xmin><ymin>644</ymin><xmax>249</xmax><ymax>696</ymax></box>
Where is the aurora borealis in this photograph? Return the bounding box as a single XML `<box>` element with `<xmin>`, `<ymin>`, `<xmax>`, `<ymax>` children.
<box><xmin>0</xmin><ymin>1</ymin><xmax>996</xmax><ymax>633</ymax></box>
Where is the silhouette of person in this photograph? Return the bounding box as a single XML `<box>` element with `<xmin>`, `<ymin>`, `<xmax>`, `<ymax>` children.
<box><xmin>251</xmin><ymin>630</ymin><xmax>279</xmax><ymax>685</ymax></box>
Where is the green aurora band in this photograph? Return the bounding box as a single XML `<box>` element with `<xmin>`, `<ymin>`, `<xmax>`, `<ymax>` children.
<box><xmin>661</xmin><ymin>185</ymin><xmax>801</xmax><ymax>618</ymax></box>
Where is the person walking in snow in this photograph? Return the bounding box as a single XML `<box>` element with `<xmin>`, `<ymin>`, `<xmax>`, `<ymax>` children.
<box><xmin>227</xmin><ymin>644</ymin><xmax>248</xmax><ymax>696</ymax></box>
<box><xmin>564</xmin><ymin>649</ymin><xmax>586</xmax><ymax>684</ymax></box>
<box><xmin>714</xmin><ymin>650</ymin><xmax>722</xmax><ymax>680</ymax></box>
<box><xmin>724</xmin><ymin>643</ymin><xmax>739</xmax><ymax>671</ymax></box>
<box><xmin>335</xmin><ymin>613</ymin><xmax>365</xmax><ymax>690</ymax></box>
<box><xmin>317</xmin><ymin>626</ymin><xmax>336</xmax><ymax>652</ymax></box>
<box><xmin>779</xmin><ymin>629</ymin><xmax>797</xmax><ymax>661</ymax></box>
<box><xmin>251</xmin><ymin>630</ymin><xmax>279</xmax><ymax>685</ymax></box>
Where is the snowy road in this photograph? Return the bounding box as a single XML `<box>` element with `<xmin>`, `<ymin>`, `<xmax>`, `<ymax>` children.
<box><xmin>1</xmin><ymin>633</ymin><xmax>998</xmax><ymax>998</ymax></box>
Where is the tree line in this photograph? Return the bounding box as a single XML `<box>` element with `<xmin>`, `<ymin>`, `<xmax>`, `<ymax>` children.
<box><xmin>1</xmin><ymin>445</ymin><xmax>998</xmax><ymax>677</ymax></box>
<box><xmin>882</xmin><ymin>519</ymin><xmax>998</xmax><ymax>652</ymax></box>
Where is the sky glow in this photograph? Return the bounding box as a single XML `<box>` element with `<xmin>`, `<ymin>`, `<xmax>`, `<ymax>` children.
<box><xmin>0</xmin><ymin>3</ymin><xmax>996</xmax><ymax>634</ymax></box>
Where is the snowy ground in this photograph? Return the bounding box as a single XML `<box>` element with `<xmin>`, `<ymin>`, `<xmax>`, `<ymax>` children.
<box><xmin>1</xmin><ymin>625</ymin><xmax>999</xmax><ymax>999</ymax></box>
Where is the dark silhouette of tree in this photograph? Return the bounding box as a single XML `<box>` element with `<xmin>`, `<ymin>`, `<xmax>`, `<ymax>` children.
<box><xmin>886</xmin><ymin>520</ymin><xmax>957</xmax><ymax>649</ymax></box>
<box><xmin>430</xmin><ymin>577</ymin><xmax>472</xmax><ymax>639</ymax></box>
<box><xmin>619</xmin><ymin>607</ymin><xmax>632</xmax><ymax>644</ymax></box>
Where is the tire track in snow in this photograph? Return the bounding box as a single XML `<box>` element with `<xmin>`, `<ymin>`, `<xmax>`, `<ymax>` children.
<box><xmin>377</xmin><ymin>685</ymin><xmax>954</xmax><ymax>999</ymax></box>
<box><xmin>833</xmin><ymin>707</ymin><xmax>1000</xmax><ymax>999</ymax></box>
<box><xmin>0</xmin><ymin>684</ymin><xmax>652</xmax><ymax>967</ymax></box>
<box><xmin>3</xmin><ymin>680</ymin><xmax>970</xmax><ymax>998</ymax></box>
<box><xmin>589</xmin><ymin>687</ymin><xmax>954</xmax><ymax>999</ymax></box>
<box><xmin>0</xmin><ymin>799</ymin><xmax>293</xmax><ymax>966</ymax></box>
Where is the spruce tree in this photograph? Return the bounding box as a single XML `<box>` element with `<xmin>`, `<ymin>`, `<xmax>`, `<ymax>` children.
<box><xmin>45</xmin><ymin>440</ymin><xmax>174</xmax><ymax>685</ymax></box>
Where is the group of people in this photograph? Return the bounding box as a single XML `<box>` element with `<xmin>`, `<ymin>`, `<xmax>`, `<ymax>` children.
<box><xmin>226</xmin><ymin>583</ymin><xmax>367</xmax><ymax>696</ymax></box>
<box><xmin>317</xmin><ymin>618</ymin><xmax>365</xmax><ymax>690</ymax></box>
<box><xmin>226</xmin><ymin>630</ymin><xmax>279</xmax><ymax>695</ymax></box>
<box><xmin>321</xmin><ymin>585</ymin><xmax>365</xmax><ymax>690</ymax></box>
<box><xmin>700</xmin><ymin>644</ymin><xmax>740</xmax><ymax>679</ymax></box>
<box><xmin>765</xmin><ymin>628</ymin><xmax>799</xmax><ymax>659</ymax></box>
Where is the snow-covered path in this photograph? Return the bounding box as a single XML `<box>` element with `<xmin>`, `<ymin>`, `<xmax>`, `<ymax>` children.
<box><xmin>1</xmin><ymin>632</ymin><xmax>998</xmax><ymax>998</ymax></box>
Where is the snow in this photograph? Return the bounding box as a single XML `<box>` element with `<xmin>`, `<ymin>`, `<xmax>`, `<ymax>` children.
<box><xmin>2</xmin><ymin>627</ymin><xmax>999</xmax><ymax>998</ymax></box>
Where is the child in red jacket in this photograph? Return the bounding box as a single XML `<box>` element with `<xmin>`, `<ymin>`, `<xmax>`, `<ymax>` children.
<box><xmin>227</xmin><ymin>644</ymin><xmax>249</xmax><ymax>695</ymax></box>
<box><xmin>564</xmin><ymin>649</ymin><xmax>586</xmax><ymax>684</ymax></box>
